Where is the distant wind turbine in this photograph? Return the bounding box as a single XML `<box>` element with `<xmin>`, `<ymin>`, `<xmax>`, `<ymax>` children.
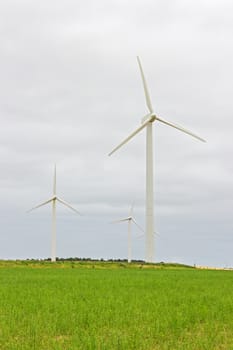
<box><xmin>109</xmin><ymin>56</ymin><xmax>205</xmax><ymax>263</ymax></box>
<box><xmin>112</xmin><ymin>204</ymin><xmax>144</xmax><ymax>263</ymax></box>
<box><xmin>28</xmin><ymin>165</ymin><xmax>80</xmax><ymax>262</ymax></box>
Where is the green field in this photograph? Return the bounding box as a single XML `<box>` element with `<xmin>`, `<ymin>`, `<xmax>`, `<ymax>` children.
<box><xmin>0</xmin><ymin>261</ymin><xmax>232</xmax><ymax>350</ymax></box>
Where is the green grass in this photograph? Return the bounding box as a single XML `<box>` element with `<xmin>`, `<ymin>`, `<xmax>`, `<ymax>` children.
<box><xmin>0</xmin><ymin>261</ymin><xmax>232</xmax><ymax>349</ymax></box>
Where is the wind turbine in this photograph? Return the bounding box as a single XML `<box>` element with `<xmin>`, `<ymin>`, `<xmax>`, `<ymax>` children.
<box><xmin>28</xmin><ymin>165</ymin><xmax>80</xmax><ymax>262</ymax></box>
<box><xmin>109</xmin><ymin>57</ymin><xmax>205</xmax><ymax>263</ymax></box>
<box><xmin>112</xmin><ymin>204</ymin><xmax>144</xmax><ymax>263</ymax></box>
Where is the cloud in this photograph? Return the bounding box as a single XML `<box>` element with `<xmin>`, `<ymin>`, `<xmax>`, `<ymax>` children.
<box><xmin>0</xmin><ymin>0</ymin><xmax>232</xmax><ymax>266</ymax></box>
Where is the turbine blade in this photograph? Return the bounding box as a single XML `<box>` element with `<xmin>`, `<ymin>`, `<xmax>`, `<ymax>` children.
<box><xmin>27</xmin><ymin>197</ymin><xmax>54</xmax><ymax>213</ymax></box>
<box><xmin>137</xmin><ymin>231</ymin><xmax>159</xmax><ymax>239</ymax></box>
<box><xmin>137</xmin><ymin>56</ymin><xmax>153</xmax><ymax>113</ymax></box>
<box><xmin>108</xmin><ymin>119</ymin><xmax>149</xmax><ymax>156</ymax></box>
<box><xmin>56</xmin><ymin>197</ymin><xmax>81</xmax><ymax>215</ymax></box>
<box><xmin>129</xmin><ymin>203</ymin><xmax>134</xmax><ymax>217</ymax></box>
<box><xmin>132</xmin><ymin>218</ymin><xmax>145</xmax><ymax>233</ymax></box>
<box><xmin>53</xmin><ymin>164</ymin><xmax>57</xmax><ymax>195</ymax></box>
<box><xmin>111</xmin><ymin>217</ymin><xmax>131</xmax><ymax>223</ymax></box>
<box><xmin>156</xmin><ymin>117</ymin><xmax>206</xmax><ymax>142</ymax></box>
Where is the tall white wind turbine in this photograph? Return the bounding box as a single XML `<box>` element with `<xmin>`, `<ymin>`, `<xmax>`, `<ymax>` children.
<box><xmin>109</xmin><ymin>57</ymin><xmax>205</xmax><ymax>263</ymax></box>
<box><xmin>112</xmin><ymin>204</ymin><xmax>144</xmax><ymax>263</ymax></box>
<box><xmin>28</xmin><ymin>165</ymin><xmax>80</xmax><ymax>262</ymax></box>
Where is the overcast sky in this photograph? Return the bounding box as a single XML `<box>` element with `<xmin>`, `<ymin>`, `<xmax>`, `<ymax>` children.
<box><xmin>0</xmin><ymin>0</ymin><xmax>233</xmax><ymax>267</ymax></box>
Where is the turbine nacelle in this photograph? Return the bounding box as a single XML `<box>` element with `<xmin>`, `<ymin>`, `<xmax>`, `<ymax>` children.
<box><xmin>141</xmin><ymin>113</ymin><xmax>156</xmax><ymax>124</ymax></box>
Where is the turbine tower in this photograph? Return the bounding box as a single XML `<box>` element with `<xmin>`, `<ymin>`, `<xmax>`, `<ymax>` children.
<box><xmin>112</xmin><ymin>204</ymin><xmax>144</xmax><ymax>263</ymax></box>
<box><xmin>28</xmin><ymin>165</ymin><xmax>80</xmax><ymax>262</ymax></box>
<box><xmin>109</xmin><ymin>57</ymin><xmax>205</xmax><ymax>263</ymax></box>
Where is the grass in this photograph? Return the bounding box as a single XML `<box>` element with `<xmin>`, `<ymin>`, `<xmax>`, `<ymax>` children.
<box><xmin>0</xmin><ymin>261</ymin><xmax>232</xmax><ymax>349</ymax></box>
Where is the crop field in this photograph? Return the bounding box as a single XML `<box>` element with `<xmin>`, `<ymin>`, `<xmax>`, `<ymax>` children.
<box><xmin>0</xmin><ymin>261</ymin><xmax>232</xmax><ymax>350</ymax></box>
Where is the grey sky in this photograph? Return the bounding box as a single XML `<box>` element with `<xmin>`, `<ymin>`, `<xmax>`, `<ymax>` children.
<box><xmin>0</xmin><ymin>0</ymin><xmax>233</xmax><ymax>267</ymax></box>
